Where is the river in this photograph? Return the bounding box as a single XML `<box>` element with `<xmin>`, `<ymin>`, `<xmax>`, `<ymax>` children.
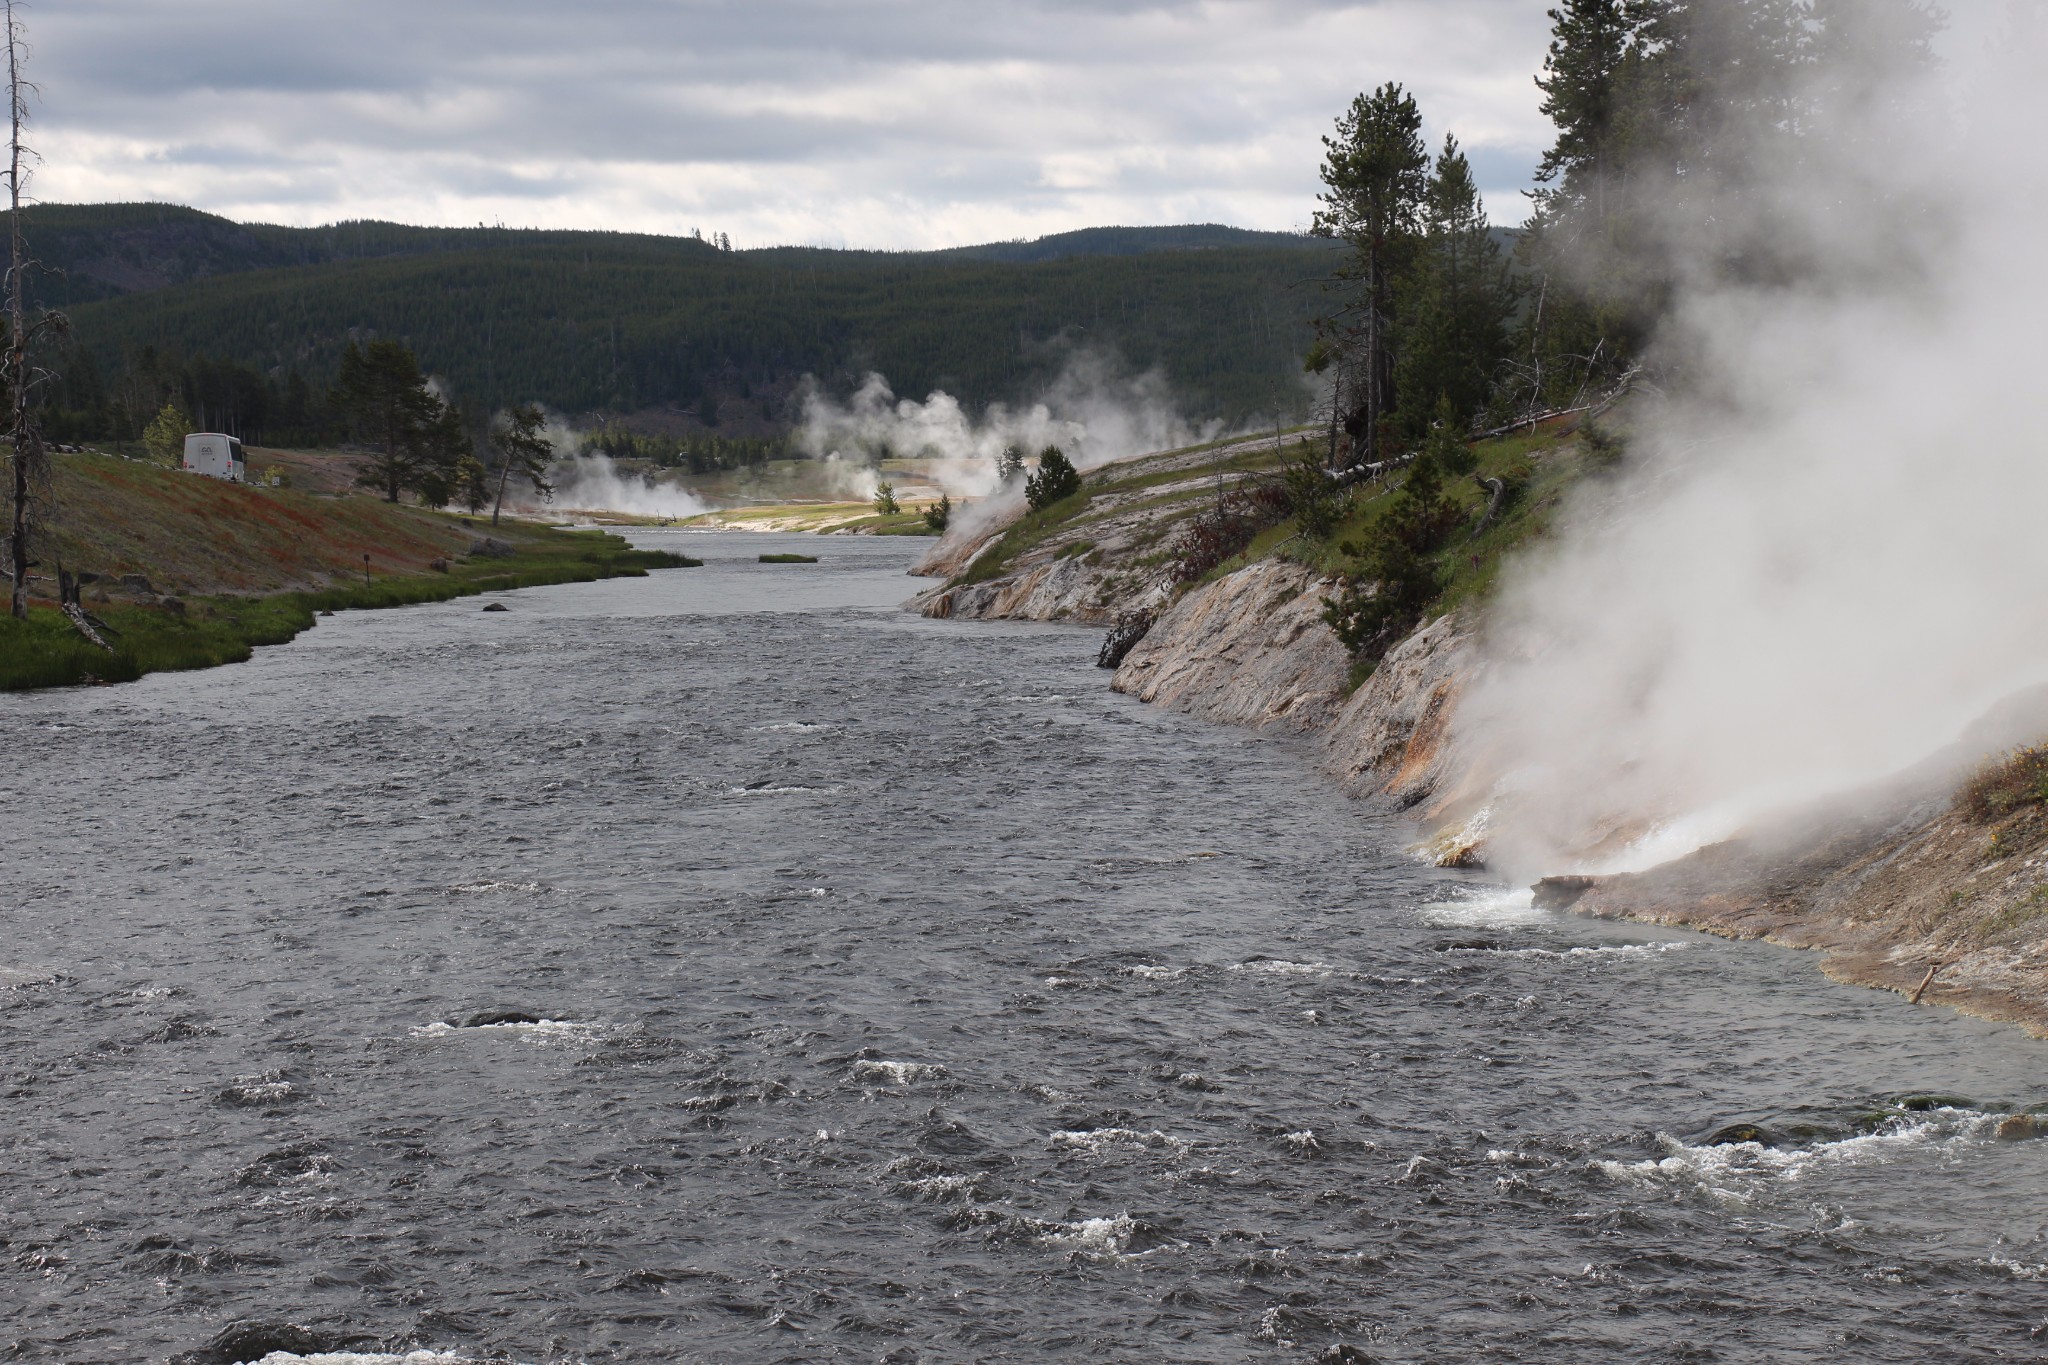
<box><xmin>5</xmin><ymin>530</ymin><xmax>2048</xmax><ymax>1363</ymax></box>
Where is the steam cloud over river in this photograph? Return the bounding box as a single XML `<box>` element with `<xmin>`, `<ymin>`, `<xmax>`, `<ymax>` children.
<box><xmin>1461</xmin><ymin>8</ymin><xmax>2048</xmax><ymax>876</ymax></box>
<box><xmin>4</xmin><ymin>536</ymin><xmax>2048</xmax><ymax>1360</ymax></box>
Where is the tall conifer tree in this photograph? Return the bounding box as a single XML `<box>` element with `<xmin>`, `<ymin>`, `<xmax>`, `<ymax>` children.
<box><xmin>1311</xmin><ymin>82</ymin><xmax>1428</xmax><ymax>468</ymax></box>
<box><xmin>1396</xmin><ymin>135</ymin><xmax>1514</xmax><ymax>436</ymax></box>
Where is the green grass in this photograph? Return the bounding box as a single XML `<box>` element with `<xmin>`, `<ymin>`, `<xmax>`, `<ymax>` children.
<box><xmin>759</xmin><ymin>552</ymin><xmax>820</xmax><ymax>563</ymax></box>
<box><xmin>824</xmin><ymin>511</ymin><xmax>938</xmax><ymax>536</ymax></box>
<box><xmin>1269</xmin><ymin>420</ymin><xmax>1589</xmax><ymax>615</ymax></box>
<box><xmin>956</xmin><ymin>491</ymin><xmax>1096</xmax><ymax>586</ymax></box>
<box><xmin>0</xmin><ymin>532</ymin><xmax>697</xmax><ymax>691</ymax></box>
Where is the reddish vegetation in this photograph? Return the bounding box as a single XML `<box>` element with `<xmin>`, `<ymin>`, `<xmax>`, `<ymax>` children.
<box><xmin>40</xmin><ymin>453</ymin><xmax>487</xmax><ymax>599</ymax></box>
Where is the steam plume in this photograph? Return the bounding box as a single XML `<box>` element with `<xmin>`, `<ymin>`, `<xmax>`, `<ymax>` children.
<box><xmin>797</xmin><ymin>353</ymin><xmax>1223</xmax><ymax>505</ymax></box>
<box><xmin>503</xmin><ymin>414</ymin><xmax>711</xmax><ymax>520</ymax></box>
<box><xmin>1459</xmin><ymin>11</ymin><xmax>2048</xmax><ymax>877</ymax></box>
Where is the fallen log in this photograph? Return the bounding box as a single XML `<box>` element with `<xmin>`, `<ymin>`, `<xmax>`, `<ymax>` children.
<box><xmin>61</xmin><ymin>602</ymin><xmax>114</xmax><ymax>651</ymax></box>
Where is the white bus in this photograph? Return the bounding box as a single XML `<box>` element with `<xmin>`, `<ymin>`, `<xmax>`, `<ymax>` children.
<box><xmin>182</xmin><ymin>433</ymin><xmax>247</xmax><ymax>482</ymax></box>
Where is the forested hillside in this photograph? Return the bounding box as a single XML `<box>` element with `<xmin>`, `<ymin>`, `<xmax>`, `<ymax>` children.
<box><xmin>31</xmin><ymin>203</ymin><xmax>1340</xmax><ymax>441</ymax></box>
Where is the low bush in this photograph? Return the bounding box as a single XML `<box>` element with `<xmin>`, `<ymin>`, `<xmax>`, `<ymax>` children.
<box><xmin>1959</xmin><ymin>746</ymin><xmax>2048</xmax><ymax>823</ymax></box>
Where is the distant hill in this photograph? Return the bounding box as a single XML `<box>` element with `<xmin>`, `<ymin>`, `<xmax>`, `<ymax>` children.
<box><xmin>935</xmin><ymin>224</ymin><xmax>1322</xmax><ymax>263</ymax></box>
<box><xmin>43</xmin><ymin>204</ymin><xmax>1348</xmax><ymax>424</ymax></box>
<box><xmin>23</xmin><ymin>203</ymin><xmax>1322</xmax><ymax>307</ymax></box>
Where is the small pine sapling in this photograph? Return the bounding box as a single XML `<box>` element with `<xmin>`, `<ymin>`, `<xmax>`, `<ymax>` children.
<box><xmin>1025</xmin><ymin>445</ymin><xmax>1080</xmax><ymax>511</ymax></box>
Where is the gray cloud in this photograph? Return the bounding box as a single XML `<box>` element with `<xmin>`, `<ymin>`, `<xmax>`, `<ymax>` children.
<box><xmin>30</xmin><ymin>0</ymin><xmax>1555</xmax><ymax>245</ymax></box>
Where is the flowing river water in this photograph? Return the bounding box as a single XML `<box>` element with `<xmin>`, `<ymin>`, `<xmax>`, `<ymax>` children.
<box><xmin>6</xmin><ymin>530</ymin><xmax>2048</xmax><ymax>1364</ymax></box>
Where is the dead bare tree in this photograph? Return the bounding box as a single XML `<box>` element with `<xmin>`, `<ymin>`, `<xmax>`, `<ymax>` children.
<box><xmin>3</xmin><ymin>0</ymin><xmax>64</xmax><ymax>622</ymax></box>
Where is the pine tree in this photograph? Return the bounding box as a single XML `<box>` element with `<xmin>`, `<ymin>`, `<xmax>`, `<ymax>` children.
<box><xmin>1323</xmin><ymin>433</ymin><xmax>1464</xmax><ymax>660</ymax></box>
<box><xmin>1531</xmin><ymin>0</ymin><xmax>1641</xmax><ymax>233</ymax></box>
<box><xmin>1310</xmin><ymin>82</ymin><xmax>1428</xmax><ymax>468</ymax></box>
<box><xmin>1516</xmin><ymin>0</ymin><xmax>1662</xmax><ymax>405</ymax></box>
<box><xmin>338</xmin><ymin>339</ymin><xmax>451</xmax><ymax>503</ymax></box>
<box><xmin>1395</xmin><ymin>136</ymin><xmax>1514</xmax><ymax>436</ymax></box>
<box><xmin>488</xmin><ymin>403</ymin><xmax>554</xmax><ymax>526</ymax></box>
<box><xmin>1025</xmin><ymin>445</ymin><xmax>1080</xmax><ymax>511</ymax></box>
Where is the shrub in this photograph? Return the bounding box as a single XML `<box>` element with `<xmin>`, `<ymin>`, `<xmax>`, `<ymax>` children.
<box><xmin>923</xmin><ymin>493</ymin><xmax>951</xmax><ymax>533</ymax></box>
<box><xmin>1426</xmin><ymin>395</ymin><xmax>1477</xmax><ymax>477</ymax></box>
<box><xmin>1323</xmin><ymin>444</ymin><xmax>1465</xmax><ymax>661</ymax></box>
<box><xmin>1169</xmin><ymin>475</ymin><xmax>1292</xmax><ymax>585</ymax></box>
<box><xmin>1283</xmin><ymin>445</ymin><xmax>1345</xmax><ymax>541</ymax></box>
<box><xmin>873</xmin><ymin>481</ymin><xmax>900</xmax><ymax>515</ymax></box>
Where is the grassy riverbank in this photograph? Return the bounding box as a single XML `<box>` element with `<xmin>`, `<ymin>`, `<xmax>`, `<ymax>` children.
<box><xmin>1</xmin><ymin>452</ymin><xmax>696</xmax><ymax>691</ymax></box>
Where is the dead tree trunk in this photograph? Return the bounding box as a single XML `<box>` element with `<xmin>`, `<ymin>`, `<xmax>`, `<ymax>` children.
<box><xmin>1470</xmin><ymin>475</ymin><xmax>1507</xmax><ymax>539</ymax></box>
<box><xmin>5</xmin><ymin>0</ymin><xmax>29</xmax><ymax>620</ymax></box>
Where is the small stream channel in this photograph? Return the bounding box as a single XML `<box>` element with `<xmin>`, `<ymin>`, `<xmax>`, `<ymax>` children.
<box><xmin>4</xmin><ymin>530</ymin><xmax>2047</xmax><ymax>1362</ymax></box>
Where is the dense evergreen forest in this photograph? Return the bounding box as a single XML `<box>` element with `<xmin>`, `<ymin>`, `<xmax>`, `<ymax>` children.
<box><xmin>30</xmin><ymin>205</ymin><xmax>1339</xmax><ymax>445</ymax></box>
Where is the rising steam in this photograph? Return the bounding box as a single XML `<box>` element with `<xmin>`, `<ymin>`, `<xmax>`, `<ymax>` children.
<box><xmin>797</xmin><ymin>354</ymin><xmax>1224</xmax><ymax>506</ymax></box>
<box><xmin>499</xmin><ymin>413</ymin><xmax>711</xmax><ymax>520</ymax></box>
<box><xmin>544</xmin><ymin>451</ymin><xmax>711</xmax><ymax>520</ymax></box>
<box><xmin>1459</xmin><ymin>11</ymin><xmax>2048</xmax><ymax>878</ymax></box>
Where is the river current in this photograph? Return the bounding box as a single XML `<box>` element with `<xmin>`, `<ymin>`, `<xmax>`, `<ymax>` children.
<box><xmin>5</xmin><ymin>531</ymin><xmax>2048</xmax><ymax>1364</ymax></box>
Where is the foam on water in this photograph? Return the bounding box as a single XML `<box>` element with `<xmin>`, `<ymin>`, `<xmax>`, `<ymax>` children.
<box><xmin>1228</xmin><ymin>958</ymin><xmax>1342</xmax><ymax>978</ymax></box>
<box><xmin>1597</xmin><ymin>1108</ymin><xmax>1998</xmax><ymax>1208</ymax></box>
<box><xmin>247</xmin><ymin>1352</ymin><xmax>483</xmax><ymax>1364</ymax></box>
<box><xmin>1040</xmin><ymin>1212</ymin><xmax>1136</xmax><ymax>1255</ymax></box>
<box><xmin>409</xmin><ymin>1019</ymin><xmax>601</xmax><ymax>1044</ymax></box>
<box><xmin>1460</xmin><ymin>942</ymin><xmax>1690</xmax><ymax>961</ymax></box>
<box><xmin>1049</xmin><ymin>1127</ymin><xmax>1192</xmax><ymax>1156</ymax></box>
<box><xmin>1419</xmin><ymin>886</ymin><xmax>1546</xmax><ymax>928</ymax></box>
<box><xmin>850</xmin><ymin>1059</ymin><xmax>948</xmax><ymax>1085</ymax></box>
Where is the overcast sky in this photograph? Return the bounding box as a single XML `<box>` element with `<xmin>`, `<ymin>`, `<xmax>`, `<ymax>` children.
<box><xmin>28</xmin><ymin>0</ymin><xmax>1564</xmax><ymax>248</ymax></box>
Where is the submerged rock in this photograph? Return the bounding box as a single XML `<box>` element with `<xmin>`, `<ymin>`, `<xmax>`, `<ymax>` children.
<box><xmin>1531</xmin><ymin>876</ymin><xmax>1599</xmax><ymax>910</ymax></box>
<box><xmin>481</xmin><ymin>601</ymin><xmax>509</xmax><ymax>612</ymax></box>
<box><xmin>1995</xmin><ymin>1114</ymin><xmax>2048</xmax><ymax>1142</ymax></box>
<box><xmin>171</xmin><ymin>1319</ymin><xmax>372</xmax><ymax>1364</ymax></box>
<box><xmin>456</xmin><ymin>1008</ymin><xmax>544</xmax><ymax>1027</ymax></box>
